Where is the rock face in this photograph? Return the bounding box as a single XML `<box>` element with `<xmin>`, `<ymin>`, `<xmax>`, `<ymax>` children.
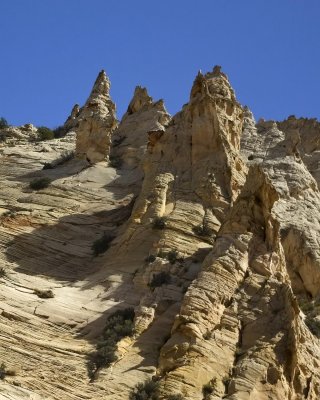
<box><xmin>75</xmin><ymin>70</ymin><xmax>118</xmax><ymax>163</ymax></box>
<box><xmin>0</xmin><ymin>67</ymin><xmax>320</xmax><ymax>400</ymax></box>
<box><xmin>110</xmin><ymin>86</ymin><xmax>171</xmax><ymax>172</ymax></box>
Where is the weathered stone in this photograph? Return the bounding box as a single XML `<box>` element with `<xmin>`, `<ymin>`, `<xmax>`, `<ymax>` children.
<box><xmin>75</xmin><ymin>70</ymin><xmax>118</xmax><ymax>163</ymax></box>
<box><xmin>1</xmin><ymin>67</ymin><xmax>320</xmax><ymax>400</ymax></box>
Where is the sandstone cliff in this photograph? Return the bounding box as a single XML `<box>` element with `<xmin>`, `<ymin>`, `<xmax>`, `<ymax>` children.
<box><xmin>0</xmin><ymin>67</ymin><xmax>319</xmax><ymax>400</ymax></box>
<box><xmin>74</xmin><ymin>70</ymin><xmax>118</xmax><ymax>163</ymax></box>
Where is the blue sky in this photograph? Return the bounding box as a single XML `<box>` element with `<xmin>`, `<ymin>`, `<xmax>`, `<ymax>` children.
<box><xmin>0</xmin><ymin>0</ymin><xmax>319</xmax><ymax>127</ymax></box>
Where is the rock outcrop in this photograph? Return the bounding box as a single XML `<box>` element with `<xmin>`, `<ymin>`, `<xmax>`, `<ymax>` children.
<box><xmin>0</xmin><ymin>67</ymin><xmax>320</xmax><ymax>400</ymax></box>
<box><xmin>110</xmin><ymin>86</ymin><xmax>171</xmax><ymax>172</ymax></box>
<box><xmin>75</xmin><ymin>70</ymin><xmax>118</xmax><ymax>163</ymax></box>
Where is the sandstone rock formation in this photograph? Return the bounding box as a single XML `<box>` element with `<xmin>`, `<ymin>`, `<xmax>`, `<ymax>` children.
<box><xmin>74</xmin><ymin>70</ymin><xmax>118</xmax><ymax>163</ymax></box>
<box><xmin>0</xmin><ymin>123</ymin><xmax>38</xmax><ymax>143</ymax></box>
<box><xmin>0</xmin><ymin>67</ymin><xmax>320</xmax><ymax>400</ymax></box>
<box><xmin>110</xmin><ymin>86</ymin><xmax>171</xmax><ymax>173</ymax></box>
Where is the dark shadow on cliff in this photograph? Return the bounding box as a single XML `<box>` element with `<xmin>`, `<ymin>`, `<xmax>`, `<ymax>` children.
<box><xmin>12</xmin><ymin>157</ymin><xmax>90</xmax><ymax>184</ymax></box>
<box><xmin>4</xmin><ymin>203</ymin><xmax>134</xmax><ymax>282</ymax></box>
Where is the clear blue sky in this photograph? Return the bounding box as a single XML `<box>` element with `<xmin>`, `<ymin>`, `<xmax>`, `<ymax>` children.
<box><xmin>0</xmin><ymin>0</ymin><xmax>319</xmax><ymax>127</ymax></box>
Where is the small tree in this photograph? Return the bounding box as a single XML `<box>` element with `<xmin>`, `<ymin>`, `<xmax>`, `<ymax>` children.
<box><xmin>202</xmin><ymin>382</ymin><xmax>215</xmax><ymax>399</ymax></box>
<box><xmin>152</xmin><ymin>217</ymin><xmax>166</xmax><ymax>230</ymax></box>
<box><xmin>0</xmin><ymin>363</ymin><xmax>6</xmax><ymax>380</ymax></box>
<box><xmin>129</xmin><ymin>379</ymin><xmax>160</xmax><ymax>400</ymax></box>
<box><xmin>149</xmin><ymin>271</ymin><xmax>171</xmax><ymax>288</ymax></box>
<box><xmin>92</xmin><ymin>233</ymin><xmax>114</xmax><ymax>256</ymax></box>
<box><xmin>37</xmin><ymin>126</ymin><xmax>54</xmax><ymax>141</ymax></box>
<box><xmin>167</xmin><ymin>395</ymin><xmax>184</xmax><ymax>400</ymax></box>
<box><xmin>0</xmin><ymin>117</ymin><xmax>8</xmax><ymax>129</ymax></box>
<box><xmin>87</xmin><ymin>308</ymin><xmax>135</xmax><ymax>380</ymax></box>
<box><xmin>29</xmin><ymin>177</ymin><xmax>52</xmax><ymax>190</ymax></box>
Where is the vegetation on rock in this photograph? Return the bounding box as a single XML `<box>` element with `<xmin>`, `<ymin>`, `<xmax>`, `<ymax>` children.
<box><xmin>37</xmin><ymin>126</ymin><xmax>55</xmax><ymax>141</ymax></box>
<box><xmin>192</xmin><ymin>224</ymin><xmax>213</xmax><ymax>237</ymax></box>
<box><xmin>29</xmin><ymin>177</ymin><xmax>52</xmax><ymax>190</ymax></box>
<box><xmin>92</xmin><ymin>232</ymin><xmax>114</xmax><ymax>256</ymax></box>
<box><xmin>202</xmin><ymin>381</ymin><xmax>215</xmax><ymax>398</ymax></box>
<box><xmin>149</xmin><ymin>271</ymin><xmax>171</xmax><ymax>288</ymax></box>
<box><xmin>34</xmin><ymin>289</ymin><xmax>54</xmax><ymax>299</ymax></box>
<box><xmin>88</xmin><ymin>308</ymin><xmax>135</xmax><ymax>380</ymax></box>
<box><xmin>129</xmin><ymin>379</ymin><xmax>160</xmax><ymax>400</ymax></box>
<box><xmin>152</xmin><ymin>217</ymin><xmax>166</xmax><ymax>230</ymax></box>
<box><xmin>0</xmin><ymin>117</ymin><xmax>9</xmax><ymax>129</ymax></box>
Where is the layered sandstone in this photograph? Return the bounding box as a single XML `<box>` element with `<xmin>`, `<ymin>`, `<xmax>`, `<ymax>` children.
<box><xmin>75</xmin><ymin>70</ymin><xmax>118</xmax><ymax>163</ymax></box>
<box><xmin>0</xmin><ymin>67</ymin><xmax>320</xmax><ymax>400</ymax></box>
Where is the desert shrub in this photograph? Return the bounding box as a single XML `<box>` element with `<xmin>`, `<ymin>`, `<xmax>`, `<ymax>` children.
<box><xmin>167</xmin><ymin>395</ymin><xmax>184</xmax><ymax>400</ymax></box>
<box><xmin>0</xmin><ymin>363</ymin><xmax>6</xmax><ymax>380</ymax></box>
<box><xmin>88</xmin><ymin>308</ymin><xmax>135</xmax><ymax>379</ymax></box>
<box><xmin>152</xmin><ymin>217</ymin><xmax>166</xmax><ymax>230</ymax></box>
<box><xmin>42</xmin><ymin>162</ymin><xmax>53</xmax><ymax>170</ymax></box>
<box><xmin>2</xmin><ymin>210</ymin><xmax>16</xmax><ymax>218</ymax></box>
<box><xmin>299</xmin><ymin>300</ymin><xmax>314</xmax><ymax>313</ymax></box>
<box><xmin>29</xmin><ymin>177</ymin><xmax>52</xmax><ymax>190</ymax></box>
<box><xmin>34</xmin><ymin>289</ymin><xmax>54</xmax><ymax>299</ymax></box>
<box><xmin>109</xmin><ymin>156</ymin><xmax>123</xmax><ymax>168</ymax></box>
<box><xmin>0</xmin><ymin>268</ymin><xmax>6</xmax><ymax>278</ymax></box>
<box><xmin>157</xmin><ymin>250</ymin><xmax>182</xmax><ymax>264</ymax></box>
<box><xmin>202</xmin><ymin>382</ymin><xmax>215</xmax><ymax>398</ymax></box>
<box><xmin>305</xmin><ymin>316</ymin><xmax>320</xmax><ymax>338</ymax></box>
<box><xmin>92</xmin><ymin>233</ymin><xmax>114</xmax><ymax>256</ymax></box>
<box><xmin>53</xmin><ymin>125</ymin><xmax>68</xmax><ymax>138</ymax></box>
<box><xmin>129</xmin><ymin>379</ymin><xmax>160</xmax><ymax>400</ymax></box>
<box><xmin>145</xmin><ymin>254</ymin><xmax>156</xmax><ymax>263</ymax></box>
<box><xmin>193</xmin><ymin>224</ymin><xmax>213</xmax><ymax>237</ymax></box>
<box><xmin>167</xmin><ymin>250</ymin><xmax>178</xmax><ymax>264</ymax></box>
<box><xmin>42</xmin><ymin>150</ymin><xmax>75</xmax><ymax>169</ymax></box>
<box><xmin>203</xmin><ymin>331</ymin><xmax>211</xmax><ymax>340</ymax></box>
<box><xmin>37</xmin><ymin>126</ymin><xmax>55</xmax><ymax>141</ymax></box>
<box><xmin>149</xmin><ymin>271</ymin><xmax>171</xmax><ymax>289</ymax></box>
<box><xmin>0</xmin><ymin>117</ymin><xmax>8</xmax><ymax>129</ymax></box>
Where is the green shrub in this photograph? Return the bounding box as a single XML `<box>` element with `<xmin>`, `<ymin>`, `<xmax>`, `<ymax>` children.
<box><xmin>305</xmin><ymin>316</ymin><xmax>320</xmax><ymax>338</ymax></box>
<box><xmin>29</xmin><ymin>177</ymin><xmax>52</xmax><ymax>190</ymax></box>
<box><xmin>129</xmin><ymin>379</ymin><xmax>160</xmax><ymax>400</ymax></box>
<box><xmin>42</xmin><ymin>150</ymin><xmax>75</xmax><ymax>169</ymax></box>
<box><xmin>299</xmin><ymin>300</ymin><xmax>314</xmax><ymax>313</ymax></box>
<box><xmin>149</xmin><ymin>271</ymin><xmax>171</xmax><ymax>289</ymax></box>
<box><xmin>152</xmin><ymin>217</ymin><xmax>166</xmax><ymax>230</ymax></box>
<box><xmin>92</xmin><ymin>233</ymin><xmax>114</xmax><ymax>256</ymax></box>
<box><xmin>193</xmin><ymin>224</ymin><xmax>213</xmax><ymax>237</ymax></box>
<box><xmin>0</xmin><ymin>363</ymin><xmax>6</xmax><ymax>380</ymax></box>
<box><xmin>145</xmin><ymin>254</ymin><xmax>156</xmax><ymax>263</ymax></box>
<box><xmin>42</xmin><ymin>163</ymin><xmax>53</xmax><ymax>170</ymax></box>
<box><xmin>202</xmin><ymin>382</ymin><xmax>215</xmax><ymax>398</ymax></box>
<box><xmin>88</xmin><ymin>308</ymin><xmax>135</xmax><ymax>380</ymax></box>
<box><xmin>53</xmin><ymin>125</ymin><xmax>68</xmax><ymax>138</ymax></box>
<box><xmin>167</xmin><ymin>395</ymin><xmax>184</xmax><ymax>400</ymax></box>
<box><xmin>157</xmin><ymin>250</ymin><xmax>182</xmax><ymax>265</ymax></box>
<box><xmin>34</xmin><ymin>289</ymin><xmax>54</xmax><ymax>299</ymax></box>
<box><xmin>0</xmin><ymin>117</ymin><xmax>8</xmax><ymax>129</ymax></box>
<box><xmin>167</xmin><ymin>250</ymin><xmax>178</xmax><ymax>264</ymax></box>
<box><xmin>37</xmin><ymin>126</ymin><xmax>55</xmax><ymax>141</ymax></box>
